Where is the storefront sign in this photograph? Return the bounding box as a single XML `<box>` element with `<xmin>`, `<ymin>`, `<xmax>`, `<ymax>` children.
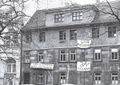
<box><xmin>77</xmin><ymin>61</ymin><xmax>91</xmax><ymax>71</ymax></box>
<box><xmin>77</xmin><ymin>40</ymin><xmax>91</xmax><ymax>48</ymax></box>
<box><xmin>30</xmin><ymin>63</ymin><xmax>54</xmax><ymax>70</ymax></box>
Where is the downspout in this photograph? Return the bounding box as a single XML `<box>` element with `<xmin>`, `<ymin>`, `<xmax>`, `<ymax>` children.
<box><xmin>19</xmin><ymin>30</ymin><xmax>23</xmax><ymax>85</ymax></box>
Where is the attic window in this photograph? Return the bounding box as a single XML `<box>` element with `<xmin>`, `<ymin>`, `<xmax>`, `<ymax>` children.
<box><xmin>54</xmin><ymin>13</ymin><xmax>64</xmax><ymax>23</ymax></box>
<box><xmin>72</xmin><ymin>12</ymin><xmax>83</xmax><ymax>21</ymax></box>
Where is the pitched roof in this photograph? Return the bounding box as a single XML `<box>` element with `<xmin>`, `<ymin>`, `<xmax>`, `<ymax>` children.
<box><xmin>23</xmin><ymin>0</ymin><xmax>120</xmax><ymax>30</ymax></box>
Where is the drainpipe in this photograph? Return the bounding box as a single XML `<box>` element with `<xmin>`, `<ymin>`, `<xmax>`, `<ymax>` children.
<box><xmin>19</xmin><ymin>30</ymin><xmax>23</xmax><ymax>85</ymax></box>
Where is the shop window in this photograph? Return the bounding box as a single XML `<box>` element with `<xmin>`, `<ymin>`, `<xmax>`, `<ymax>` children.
<box><xmin>108</xmin><ymin>26</ymin><xmax>116</xmax><ymax>38</ymax></box>
<box><xmin>60</xmin><ymin>50</ymin><xmax>66</xmax><ymax>62</ymax></box>
<box><xmin>70</xmin><ymin>30</ymin><xmax>77</xmax><ymax>40</ymax></box>
<box><xmin>72</xmin><ymin>12</ymin><xmax>82</xmax><ymax>21</ymax></box>
<box><xmin>37</xmin><ymin>74</ymin><xmax>44</xmax><ymax>84</ymax></box>
<box><xmin>111</xmin><ymin>48</ymin><xmax>119</xmax><ymax>60</ymax></box>
<box><xmin>92</xmin><ymin>27</ymin><xmax>99</xmax><ymax>38</ymax></box>
<box><xmin>94</xmin><ymin>49</ymin><xmax>101</xmax><ymax>61</ymax></box>
<box><xmin>38</xmin><ymin>51</ymin><xmax>44</xmax><ymax>62</ymax></box>
<box><xmin>59</xmin><ymin>31</ymin><xmax>66</xmax><ymax>41</ymax></box>
<box><xmin>70</xmin><ymin>49</ymin><xmax>76</xmax><ymax>62</ymax></box>
<box><xmin>60</xmin><ymin>73</ymin><xmax>66</xmax><ymax>84</ymax></box>
<box><xmin>94</xmin><ymin>72</ymin><xmax>101</xmax><ymax>84</ymax></box>
<box><xmin>39</xmin><ymin>32</ymin><xmax>45</xmax><ymax>42</ymax></box>
<box><xmin>111</xmin><ymin>72</ymin><xmax>118</xmax><ymax>84</ymax></box>
<box><xmin>54</xmin><ymin>13</ymin><xmax>64</xmax><ymax>23</ymax></box>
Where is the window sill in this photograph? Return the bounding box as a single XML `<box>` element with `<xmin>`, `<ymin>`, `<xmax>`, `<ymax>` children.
<box><xmin>109</xmin><ymin>59</ymin><xmax>119</xmax><ymax>62</ymax></box>
<box><xmin>59</xmin><ymin>40</ymin><xmax>66</xmax><ymax>43</ymax></box>
<box><xmin>59</xmin><ymin>61</ymin><xmax>68</xmax><ymax>63</ymax></box>
<box><xmin>69</xmin><ymin>60</ymin><xmax>77</xmax><ymax>63</ymax></box>
<box><xmin>93</xmin><ymin>60</ymin><xmax>102</xmax><ymax>62</ymax></box>
<box><xmin>5</xmin><ymin>72</ymin><xmax>16</xmax><ymax>74</ymax></box>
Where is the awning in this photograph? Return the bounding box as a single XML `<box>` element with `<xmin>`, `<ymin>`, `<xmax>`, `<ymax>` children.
<box><xmin>30</xmin><ymin>63</ymin><xmax>54</xmax><ymax>70</ymax></box>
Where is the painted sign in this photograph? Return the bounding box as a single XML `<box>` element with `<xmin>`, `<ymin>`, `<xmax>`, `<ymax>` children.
<box><xmin>30</xmin><ymin>63</ymin><xmax>54</xmax><ymax>70</ymax></box>
<box><xmin>77</xmin><ymin>61</ymin><xmax>91</xmax><ymax>71</ymax></box>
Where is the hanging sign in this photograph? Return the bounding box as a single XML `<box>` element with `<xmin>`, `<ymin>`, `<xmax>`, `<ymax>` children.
<box><xmin>77</xmin><ymin>40</ymin><xmax>91</xmax><ymax>48</ymax></box>
<box><xmin>77</xmin><ymin>61</ymin><xmax>91</xmax><ymax>71</ymax></box>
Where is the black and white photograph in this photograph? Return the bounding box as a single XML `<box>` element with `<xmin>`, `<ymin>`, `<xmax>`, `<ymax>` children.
<box><xmin>0</xmin><ymin>0</ymin><xmax>120</xmax><ymax>85</ymax></box>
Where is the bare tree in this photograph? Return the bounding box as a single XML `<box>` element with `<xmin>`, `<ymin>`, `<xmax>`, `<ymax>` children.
<box><xmin>0</xmin><ymin>0</ymin><xmax>30</xmax><ymax>59</ymax></box>
<box><xmin>98</xmin><ymin>0</ymin><xmax>120</xmax><ymax>23</ymax></box>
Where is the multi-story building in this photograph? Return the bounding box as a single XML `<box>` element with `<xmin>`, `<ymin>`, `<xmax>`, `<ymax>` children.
<box><xmin>21</xmin><ymin>1</ymin><xmax>120</xmax><ymax>85</ymax></box>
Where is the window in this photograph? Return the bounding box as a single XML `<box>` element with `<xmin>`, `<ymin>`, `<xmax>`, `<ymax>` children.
<box><xmin>60</xmin><ymin>73</ymin><xmax>66</xmax><ymax>84</ymax></box>
<box><xmin>94</xmin><ymin>49</ymin><xmax>101</xmax><ymax>61</ymax></box>
<box><xmin>37</xmin><ymin>74</ymin><xmax>44</xmax><ymax>84</ymax></box>
<box><xmin>111</xmin><ymin>72</ymin><xmax>118</xmax><ymax>84</ymax></box>
<box><xmin>25</xmin><ymin>31</ymin><xmax>32</xmax><ymax>43</ymax></box>
<box><xmin>70</xmin><ymin>49</ymin><xmax>76</xmax><ymax>61</ymax></box>
<box><xmin>70</xmin><ymin>30</ymin><xmax>77</xmax><ymax>40</ymax></box>
<box><xmin>59</xmin><ymin>31</ymin><xmax>66</xmax><ymax>40</ymax></box>
<box><xmin>24</xmin><ymin>72</ymin><xmax>30</xmax><ymax>84</ymax></box>
<box><xmin>7</xmin><ymin>63</ymin><xmax>16</xmax><ymax>73</ymax></box>
<box><xmin>54</xmin><ymin>13</ymin><xmax>64</xmax><ymax>23</ymax></box>
<box><xmin>111</xmin><ymin>48</ymin><xmax>119</xmax><ymax>60</ymax></box>
<box><xmin>92</xmin><ymin>27</ymin><xmax>99</xmax><ymax>38</ymax></box>
<box><xmin>94</xmin><ymin>72</ymin><xmax>101</xmax><ymax>84</ymax></box>
<box><xmin>38</xmin><ymin>51</ymin><xmax>44</xmax><ymax>62</ymax></box>
<box><xmin>39</xmin><ymin>32</ymin><xmax>45</xmax><ymax>42</ymax></box>
<box><xmin>60</xmin><ymin>50</ymin><xmax>66</xmax><ymax>62</ymax></box>
<box><xmin>108</xmin><ymin>26</ymin><xmax>116</xmax><ymax>38</ymax></box>
<box><xmin>72</xmin><ymin>12</ymin><xmax>82</xmax><ymax>21</ymax></box>
<box><xmin>24</xmin><ymin>51</ymin><xmax>30</xmax><ymax>63</ymax></box>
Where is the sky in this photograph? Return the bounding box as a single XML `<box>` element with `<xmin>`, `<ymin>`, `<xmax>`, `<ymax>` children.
<box><xmin>24</xmin><ymin>0</ymin><xmax>117</xmax><ymax>16</ymax></box>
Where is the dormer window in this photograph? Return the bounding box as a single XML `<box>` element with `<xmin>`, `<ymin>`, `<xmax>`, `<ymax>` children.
<box><xmin>72</xmin><ymin>12</ymin><xmax>83</xmax><ymax>21</ymax></box>
<box><xmin>54</xmin><ymin>13</ymin><xmax>64</xmax><ymax>23</ymax></box>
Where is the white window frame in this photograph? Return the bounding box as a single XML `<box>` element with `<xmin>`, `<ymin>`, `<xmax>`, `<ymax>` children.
<box><xmin>94</xmin><ymin>72</ymin><xmax>101</xmax><ymax>84</ymax></box>
<box><xmin>111</xmin><ymin>48</ymin><xmax>119</xmax><ymax>60</ymax></box>
<box><xmin>94</xmin><ymin>49</ymin><xmax>101</xmax><ymax>61</ymax></box>
<box><xmin>70</xmin><ymin>49</ymin><xmax>76</xmax><ymax>61</ymax></box>
<box><xmin>60</xmin><ymin>50</ymin><xmax>66</xmax><ymax>62</ymax></box>
<box><xmin>54</xmin><ymin>13</ymin><xmax>64</xmax><ymax>23</ymax></box>
<box><xmin>72</xmin><ymin>12</ymin><xmax>83</xmax><ymax>21</ymax></box>
<box><xmin>60</xmin><ymin>73</ymin><xmax>66</xmax><ymax>84</ymax></box>
<box><xmin>111</xmin><ymin>72</ymin><xmax>119</xmax><ymax>84</ymax></box>
<box><xmin>7</xmin><ymin>63</ymin><xmax>16</xmax><ymax>73</ymax></box>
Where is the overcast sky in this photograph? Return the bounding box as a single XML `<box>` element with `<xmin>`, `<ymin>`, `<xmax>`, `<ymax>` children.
<box><xmin>24</xmin><ymin>0</ymin><xmax>117</xmax><ymax>16</ymax></box>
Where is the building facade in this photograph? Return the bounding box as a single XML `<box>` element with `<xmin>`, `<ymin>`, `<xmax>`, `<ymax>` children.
<box><xmin>21</xmin><ymin>1</ymin><xmax>120</xmax><ymax>85</ymax></box>
<box><xmin>0</xmin><ymin>28</ymin><xmax>20</xmax><ymax>85</ymax></box>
